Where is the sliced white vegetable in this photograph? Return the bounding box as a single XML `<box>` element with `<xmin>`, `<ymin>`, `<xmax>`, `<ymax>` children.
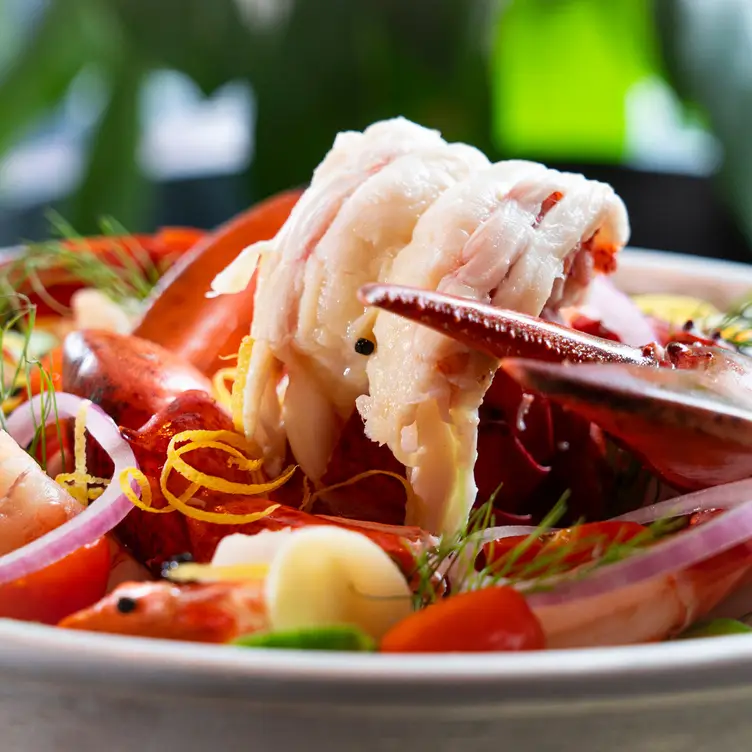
<box><xmin>265</xmin><ymin>526</ymin><xmax>413</xmax><ymax>639</ymax></box>
<box><xmin>212</xmin><ymin>530</ymin><xmax>294</xmax><ymax>567</ymax></box>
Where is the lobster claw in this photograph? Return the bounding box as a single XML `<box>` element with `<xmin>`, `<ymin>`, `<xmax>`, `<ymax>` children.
<box><xmin>358</xmin><ymin>283</ymin><xmax>656</xmax><ymax>366</ymax></box>
<box><xmin>359</xmin><ymin>282</ymin><xmax>752</xmax><ymax>492</ymax></box>
<box><xmin>62</xmin><ymin>329</ymin><xmax>212</xmax><ymax>431</ymax></box>
<box><xmin>501</xmin><ymin>359</ymin><xmax>752</xmax><ymax>492</ymax></box>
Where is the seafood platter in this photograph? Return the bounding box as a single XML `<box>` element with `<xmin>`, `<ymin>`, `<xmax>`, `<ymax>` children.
<box><xmin>3</xmin><ymin>118</ymin><xmax>752</xmax><ymax>751</ymax></box>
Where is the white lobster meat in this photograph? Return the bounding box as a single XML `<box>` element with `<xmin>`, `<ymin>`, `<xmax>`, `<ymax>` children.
<box><xmin>214</xmin><ymin>118</ymin><xmax>629</xmax><ymax>535</ymax></box>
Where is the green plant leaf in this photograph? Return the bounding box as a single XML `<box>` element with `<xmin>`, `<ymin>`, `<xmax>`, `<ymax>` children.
<box><xmin>233</xmin><ymin>624</ymin><xmax>377</xmax><ymax>652</ymax></box>
<box><xmin>0</xmin><ymin>1</ymin><xmax>90</xmax><ymax>157</ymax></box>
<box><xmin>69</xmin><ymin>57</ymin><xmax>149</xmax><ymax>234</ymax></box>
<box><xmin>656</xmin><ymin>0</ymin><xmax>752</xmax><ymax>247</ymax></box>
<box><xmin>678</xmin><ymin>619</ymin><xmax>752</xmax><ymax>640</ymax></box>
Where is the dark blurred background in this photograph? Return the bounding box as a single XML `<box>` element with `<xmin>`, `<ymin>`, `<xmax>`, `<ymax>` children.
<box><xmin>0</xmin><ymin>0</ymin><xmax>750</xmax><ymax>261</ymax></box>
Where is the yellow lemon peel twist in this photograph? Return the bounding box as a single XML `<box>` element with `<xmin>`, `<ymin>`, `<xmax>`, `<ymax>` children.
<box><xmin>230</xmin><ymin>336</ymin><xmax>254</xmax><ymax>434</ymax></box>
<box><xmin>211</xmin><ymin>367</ymin><xmax>236</xmax><ymax>412</ymax></box>
<box><xmin>120</xmin><ymin>427</ymin><xmax>295</xmax><ymax>524</ymax></box>
<box><xmin>55</xmin><ymin>402</ymin><xmax>109</xmax><ymax>504</ymax></box>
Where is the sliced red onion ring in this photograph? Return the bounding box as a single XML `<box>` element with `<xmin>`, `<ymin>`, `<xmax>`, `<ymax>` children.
<box><xmin>476</xmin><ymin>525</ymin><xmax>543</xmax><ymax>544</ymax></box>
<box><xmin>1</xmin><ymin>393</ymin><xmax>137</xmax><ymax>584</ymax></box>
<box><xmin>526</xmin><ymin>494</ymin><xmax>752</xmax><ymax>607</ymax></box>
<box><xmin>612</xmin><ymin>479</ymin><xmax>752</xmax><ymax>524</ymax></box>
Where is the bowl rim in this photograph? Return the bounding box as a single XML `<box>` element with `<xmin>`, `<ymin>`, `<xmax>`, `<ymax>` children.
<box><xmin>3</xmin><ymin>247</ymin><xmax>752</xmax><ymax>703</ymax></box>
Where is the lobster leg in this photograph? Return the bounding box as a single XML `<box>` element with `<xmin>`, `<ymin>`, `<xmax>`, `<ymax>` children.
<box><xmin>358</xmin><ymin>283</ymin><xmax>656</xmax><ymax>367</ymax></box>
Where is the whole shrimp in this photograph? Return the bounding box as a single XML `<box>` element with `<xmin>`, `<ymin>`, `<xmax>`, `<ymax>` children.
<box><xmin>534</xmin><ymin>543</ymin><xmax>752</xmax><ymax>648</ymax></box>
<box><xmin>60</xmin><ymin>580</ymin><xmax>269</xmax><ymax>643</ymax></box>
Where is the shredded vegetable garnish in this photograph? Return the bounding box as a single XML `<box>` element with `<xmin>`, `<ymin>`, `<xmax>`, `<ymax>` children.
<box><xmin>212</xmin><ymin>367</ymin><xmax>237</xmax><ymax>411</ymax></box>
<box><xmin>230</xmin><ymin>336</ymin><xmax>254</xmax><ymax>433</ymax></box>
<box><xmin>119</xmin><ymin>467</ymin><xmax>174</xmax><ymax>514</ymax></box>
<box><xmin>302</xmin><ymin>470</ymin><xmax>414</xmax><ymax>513</ymax></box>
<box><xmin>54</xmin><ymin>402</ymin><xmax>109</xmax><ymax>505</ymax></box>
<box><xmin>119</xmin><ymin>428</ymin><xmax>296</xmax><ymax>524</ymax></box>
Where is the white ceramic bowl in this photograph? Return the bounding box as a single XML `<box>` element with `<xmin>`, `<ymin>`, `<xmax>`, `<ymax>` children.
<box><xmin>4</xmin><ymin>249</ymin><xmax>752</xmax><ymax>752</ymax></box>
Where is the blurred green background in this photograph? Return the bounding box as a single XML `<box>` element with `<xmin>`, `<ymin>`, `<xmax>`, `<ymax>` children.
<box><xmin>0</xmin><ymin>0</ymin><xmax>749</xmax><ymax>259</ymax></box>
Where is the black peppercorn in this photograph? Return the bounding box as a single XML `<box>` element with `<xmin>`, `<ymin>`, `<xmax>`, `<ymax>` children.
<box><xmin>116</xmin><ymin>596</ymin><xmax>138</xmax><ymax>614</ymax></box>
<box><xmin>354</xmin><ymin>337</ymin><xmax>375</xmax><ymax>355</ymax></box>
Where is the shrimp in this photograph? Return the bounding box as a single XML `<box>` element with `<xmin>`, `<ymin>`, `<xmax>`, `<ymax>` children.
<box><xmin>227</xmin><ymin>118</ymin><xmax>488</xmax><ymax>481</ymax></box>
<box><xmin>59</xmin><ymin>580</ymin><xmax>269</xmax><ymax>643</ymax></box>
<box><xmin>0</xmin><ymin>429</ymin><xmax>81</xmax><ymax>555</ymax></box>
<box><xmin>357</xmin><ymin>161</ymin><xmax>628</xmax><ymax>533</ymax></box>
<box><xmin>61</xmin><ymin>526</ymin><xmax>414</xmax><ymax>643</ymax></box>
<box><xmin>533</xmin><ymin>543</ymin><xmax>752</xmax><ymax>648</ymax></box>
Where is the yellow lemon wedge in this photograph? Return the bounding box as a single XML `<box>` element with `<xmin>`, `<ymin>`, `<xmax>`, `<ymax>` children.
<box><xmin>264</xmin><ymin>527</ymin><xmax>413</xmax><ymax>640</ymax></box>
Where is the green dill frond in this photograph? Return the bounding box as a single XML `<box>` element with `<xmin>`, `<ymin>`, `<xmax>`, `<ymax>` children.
<box><xmin>505</xmin><ymin>514</ymin><xmax>685</xmax><ymax>596</ymax></box>
<box><xmin>707</xmin><ymin>292</ymin><xmax>752</xmax><ymax>351</ymax></box>
<box><xmin>410</xmin><ymin>485</ymin><xmax>567</xmax><ymax>606</ymax></box>
<box><xmin>0</xmin><ymin>296</ymin><xmax>64</xmax><ymax>470</ymax></box>
<box><xmin>476</xmin><ymin>492</ymin><xmax>569</xmax><ymax>587</ymax></box>
<box><xmin>409</xmin><ymin>480</ymin><xmax>689</xmax><ymax>608</ymax></box>
<box><xmin>410</xmin><ymin>489</ymin><xmax>502</xmax><ymax>608</ymax></box>
<box><xmin>0</xmin><ymin>212</ymin><xmax>160</xmax><ymax>319</ymax></box>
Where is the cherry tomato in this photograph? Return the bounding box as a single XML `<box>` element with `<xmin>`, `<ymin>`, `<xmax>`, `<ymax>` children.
<box><xmin>546</xmin><ymin>521</ymin><xmax>648</xmax><ymax>566</ymax></box>
<box><xmin>380</xmin><ymin>586</ymin><xmax>545</xmax><ymax>653</ymax></box>
<box><xmin>0</xmin><ymin>537</ymin><xmax>111</xmax><ymax>625</ymax></box>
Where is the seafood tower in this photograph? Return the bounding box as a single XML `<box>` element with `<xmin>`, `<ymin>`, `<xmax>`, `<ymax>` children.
<box><xmin>214</xmin><ymin>117</ymin><xmax>629</xmax><ymax>535</ymax></box>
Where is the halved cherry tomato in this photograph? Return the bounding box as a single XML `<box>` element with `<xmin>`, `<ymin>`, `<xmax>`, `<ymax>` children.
<box><xmin>483</xmin><ymin>521</ymin><xmax>648</xmax><ymax>578</ymax></box>
<box><xmin>380</xmin><ymin>586</ymin><xmax>545</xmax><ymax>653</ymax></box>
<box><xmin>0</xmin><ymin>536</ymin><xmax>111</xmax><ymax>625</ymax></box>
<box><xmin>546</xmin><ymin>521</ymin><xmax>648</xmax><ymax>566</ymax></box>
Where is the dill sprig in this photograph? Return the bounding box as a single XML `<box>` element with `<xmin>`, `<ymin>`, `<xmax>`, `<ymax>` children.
<box><xmin>0</xmin><ymin>296</ymin><xmax>65</xmax><ymax>470</ymax></box>
<box><xmin>411</xmin><ymin>487</ymin><xmax>687</xmax><ymax>607</ymax></box>
<box><xmin>502</xmin><ymin>515</ymin><xmax>686</xmax><ymax>596</ymax></box>
<box><xmin>411</xmin><ymin>487</ymin><xmax>502</xmax><ymax>608</ymax></box>
<box><xmin>477</xmin><ymin>493</ymin><xmax>570</xmax><ymax>588</ymax></box>
<box><xmin>0</xmin><ymin>212</ymin><xmax>159</xmax><ymax>318</ymax></box>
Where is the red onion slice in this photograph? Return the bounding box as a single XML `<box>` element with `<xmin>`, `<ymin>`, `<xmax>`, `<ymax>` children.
<box><xmin>612</xmin><ymin>479</ymin><xmax>752</xmax><ymax>524</ymax></box>
<box><xmin>1</xmin><ymin>393</ymin><xmax>137</xmax><ymax>584</ymax></box>
<box><xmin>526</xmin><ymin>494</ymin><xmax>752</xmax><ymax>607</ymax></box>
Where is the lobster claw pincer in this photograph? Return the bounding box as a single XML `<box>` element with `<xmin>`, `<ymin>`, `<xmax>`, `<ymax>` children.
<box><xmin>501</xmin><ymin>359</ymin><xmax>752</xmax><ymax>491</ymax></box>
<box><xmin>358</xmin><ymin>283</ymin><xmax>752</xmax><ymax>491</ymax></box>
<box><xmin>358</xmin><ymin>284</ymin><xmax>658</xmax><ymax>366</ymax></box>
